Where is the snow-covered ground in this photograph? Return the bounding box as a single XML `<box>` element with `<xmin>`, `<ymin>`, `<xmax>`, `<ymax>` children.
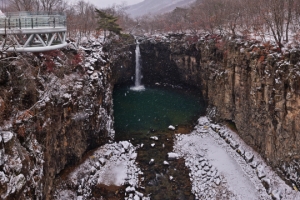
<box><xmin>55</xmin><ymin>116</ymin><xmax>300</xmax><ymax>200</ymax></box>
<box><xmin>174</xmin><ymin>117</ymin><xmax>300</xmax><ymax>200</ymax></box>
<box><xmin>55</xmin><ymin>141</ymin><xmax>148</xmax><ymax>200</ymax></box>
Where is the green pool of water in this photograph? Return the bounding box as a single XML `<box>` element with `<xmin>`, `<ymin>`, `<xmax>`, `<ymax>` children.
<box><xmin>113</xmin><ymin>85</ymin><xmax>205</xmax><ymax>199</ymax></box>
<box><xmin>113</xmin><ymin>85</ymin><xmax>205</xmax><ymax>133</ymax></box>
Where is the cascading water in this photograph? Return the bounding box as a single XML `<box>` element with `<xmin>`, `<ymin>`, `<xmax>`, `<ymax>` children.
<box><xmin>130</xmin><ymin>40</ymin><xmax>145</xmax><ymax>91</ymax></box>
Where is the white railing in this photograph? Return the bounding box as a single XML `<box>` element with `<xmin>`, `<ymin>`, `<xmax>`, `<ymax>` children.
<box><xmin>0</xmin><ymin>12</ymin><xmax>66</xmax><ymax>29</ymax></box>
<box><xmin>0</xmin><ymin>12</ymin><xmax>67</xmax><ymax>52</ymax></box>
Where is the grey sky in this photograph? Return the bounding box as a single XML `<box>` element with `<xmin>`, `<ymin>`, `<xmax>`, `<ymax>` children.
<box><xmin>69</xmin><ymin>0</ymin><xmax>144</xmax><ymax>8</ymax></box>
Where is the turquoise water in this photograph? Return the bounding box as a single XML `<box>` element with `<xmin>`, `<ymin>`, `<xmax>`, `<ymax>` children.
<box><xmin>113</xmin><ymin>86</ymin><xmax>205</xmax><ymax>133</ymax></box>
<box><xmin>113</xmin><ymin>85</ymin><xmax>205</xmax><ymax>199</ymax></box>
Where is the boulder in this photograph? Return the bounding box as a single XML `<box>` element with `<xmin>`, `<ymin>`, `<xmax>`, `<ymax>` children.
<box><xmin>167</xmin><ymin>153</ymin><xmax>179</xmax><ymax>161</ymax></box>
<box><xmin>1</xmin><ymin>131</ymin><xmax>13</xmax><ymax>143</ymax></box>
<box><xmin>244</xmin><ymin>152</ymin><xmax>254</xmax><ymax>163</ymax></box>
<box><xmin>256</xmin><ymin>165</ymin><xmax>266</xmax><ymax>179</ymax></box>
<box><xmin>149</xmin><ymin>159</ymin><xmax>155</xmax><ymax>165</ymax></box>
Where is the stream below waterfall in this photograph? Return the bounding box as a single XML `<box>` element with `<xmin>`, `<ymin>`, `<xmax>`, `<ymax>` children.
<box><xmin>113</xmin><ymin>85</ymin><xmax>205</xmax><ymax>199</ymax></box>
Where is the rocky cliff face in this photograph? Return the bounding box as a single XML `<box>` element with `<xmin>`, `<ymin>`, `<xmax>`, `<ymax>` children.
<box><xmin>1</xmin><ymin>33</ymin><xmax>299</xmax><ymax>198</ymax></box>
<box><xmin>0</xmin><ymin>42</ymin><xmax>115</xmax><ymax>199</ymax></box>
<box><xmin>139</xmin><ymin>35</ymin><xmax>300</xmax><ymax>188</ymax></box>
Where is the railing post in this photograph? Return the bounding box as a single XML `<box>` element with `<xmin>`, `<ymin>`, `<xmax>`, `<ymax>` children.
<box><xmin>31</xmin><ymin>18</ymin><xmax>33</xmax><ymax>29</ymax></box>
<box><xmin>53</xmin><ymin>17</ymin><xmax>55</xmax><ymax>28</ymax></box>
<box><xmin>19</xmin><ymin>18</ymin><xmax>21</xmax><ymax>29</ymax></box>
<box><xmin>4</xmin><ymin>18</ymin><xmax>6</xmax><ymax>36</ymax></box>
<box><xmin>8</xmin><ymin>18</ymin><xmax>10</xmax><ymax>29</ymax></box>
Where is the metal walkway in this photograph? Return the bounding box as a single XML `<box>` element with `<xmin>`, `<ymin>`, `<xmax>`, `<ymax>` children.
<box><xmin>0</xmin><ymin>12</ymin><xmax>67</xmax><ymax>52</ymax></box>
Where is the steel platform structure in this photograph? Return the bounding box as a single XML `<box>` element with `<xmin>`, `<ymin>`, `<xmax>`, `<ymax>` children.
<box><xmin>0</xmin><ymin>12</ymin><xmax>67</xmax><ymax>52</ymax></box>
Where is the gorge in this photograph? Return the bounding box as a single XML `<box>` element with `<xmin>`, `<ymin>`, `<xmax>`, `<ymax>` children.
<box><xmin>135</xmin><ymin>35</ymin><xmax>300</xmax><ymax>191</ymax></box>
<box><xmin>1</xmin><ymin>33</ymin><xmax>300</xmax><ymax>199</ymax></box>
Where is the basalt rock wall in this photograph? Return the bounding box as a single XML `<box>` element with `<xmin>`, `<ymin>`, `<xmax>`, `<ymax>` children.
<box><xmin>0</xmin><ymin>45</ymin><xmax>115</xmax><ymax>199</ymax></box>
<box><xmin>139</xmin><ymin>36</ymin><xmax>300</xmax><ymax>187</ymax></box>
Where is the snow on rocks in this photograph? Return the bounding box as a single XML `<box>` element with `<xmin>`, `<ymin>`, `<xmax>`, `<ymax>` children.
<box><xmin>99</xmin><ymin>157</ymin><xmax>106</xmax><ymax>165</ymax></box>
<box><xmin>271</xmin><ymin>190</ymin><xmax>282</xmax><ymax>200</ymax></box>
<box><xmin>168</xmin><ymin>125</ymin><xmax>175</xmax><ymax>130</ymax></box>
<box><xmin>120</xmin><ymin>141</ymin><xmax>130</xmax><ymax>151</ymax></box>
<box><xmin>125</xmin><ymin>186</ymin><xmax>136</xmax><ymax>193</ymax></box>
<box><xmin>257</xmin><ymin>164</ymin><xmax>266</xmax><ymax>179</ymax></box>
<box><xmin>55</xmin><ymin>141</ymin><xmax>144</xmax><ymax>199</ymax></box>
<box><xmin>174</xmin><ymin>116</ymin><xmax>300</xmax><ymax>200</ymax></box>
<box><xmin>0</xmin><ymin>132</ymin><xmax>44</xmax><ymax>199</ymax></box>
<box><xmin>262</xmin><ymin>178</ymin><xmax>271</xmax><ymax>194</ymax></box>
<box><xmin>150</xmin><ymin>136</ymin><xmax>158</xmax><ymax>141</ymax></box>
<box><xmin>250</xmin><ymin>160</ymin><xmax>259</xmax><ymax>169</ymax></box>
<box><xmin>167</xmin><ymin>152</ymin><xmax>179</xmax><ymax>161</ymax></box>
<box><xmin>130</xmin><ymin>153</ymin><xmax>138</xmax><ymax>160</ymax></box>
<box><xmin>9</xmin><ymin>174</ymin><xmax>26</xmax><ymax>193</ymax></box>
<box><xmin>0</xmin><ymin>171</ymin><xmax>8</xmax><ymax>184</ymax></box>
<box><xmin>149</xmin><ymin>159</ymin><xmax>155</xmax><ymax>165</ymax></box>
<box><xmin>244</xmin><ymin>152</ymin><xmax>254</xmax><ymax>163</ymax></box>
<box><xmin>163</xmin><ymin>161</ymin><xmax>169</xmax><ymax>166</ymax></box>
<box><xmin>89</xmin><ymin>72</ymin><xmax>99</xmax><ymax>80</ymax></box>
<box><xmin>1</xmin><ymin>131</ymin><xmax>13</xmax><ymax>143</ymax></box>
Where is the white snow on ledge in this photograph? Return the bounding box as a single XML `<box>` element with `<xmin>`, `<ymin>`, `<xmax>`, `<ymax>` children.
<box><xmin>55</xmin><ymin>141</ymin><xmax>143</xmax><ymax>199</ymax></box>
<box><xmin>174</xmin><ymin>116</ymin><xmax>300</xmax><ymax>200</ymax></box>
<box><xmin>70</xmin><ymin>141</ymin><xmax>141</xmax><ymax>187</ymax></box>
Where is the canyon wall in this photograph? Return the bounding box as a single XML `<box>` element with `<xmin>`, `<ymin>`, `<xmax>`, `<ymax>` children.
<box><xmin>1</xmin><ymin>33</ymin><xmax>299</xmax><ymax>199</ymax></box>
<box><xmin>0</xmin><ymin>43</ymin><xmax>115</xmax><ymax>199</ymax></box>
<box><xmin>139</xmin><ymin>35</ymin><xmax>300</xmax><ymax>188</ymax></box>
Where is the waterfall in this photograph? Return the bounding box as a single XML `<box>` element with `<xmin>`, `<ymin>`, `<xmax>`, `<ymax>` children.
<box><xmin>131</xmin><ymin>41</ymin><xmax>145</xmax><ymax>91</ymax></box>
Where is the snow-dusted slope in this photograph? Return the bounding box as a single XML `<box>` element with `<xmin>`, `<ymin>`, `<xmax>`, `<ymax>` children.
<box><xmin>126</xmin><ymin>0</ymin><xmax>196</xmax><ymax>17</ymax></box>
<box><xmin>174</xmin><ymin>117</ymin><xmax>300</xmax><ymax>199</ymax></box>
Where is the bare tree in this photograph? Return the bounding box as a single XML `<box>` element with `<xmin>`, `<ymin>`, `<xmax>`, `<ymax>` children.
<box><xmin>285</xmin><ymin>0</ymin><xmax>294</xmax><ymax>42</ymax></box>
<box><xmin>259</xmin><ymin>0</ymin><xmax>285</xmax><ymax>50</ymax></box>
<box><xmin>7</xmin><ymin>0</ymin><xmax>39</xmax><ymax>11</ymax></box>
<box><xmin>40</xmin><ymin>0</ymin><xmax>61</xmax><ymax>13</ymax></box>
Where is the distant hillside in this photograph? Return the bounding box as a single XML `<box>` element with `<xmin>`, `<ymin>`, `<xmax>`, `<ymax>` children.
<box><xmin>126</xmin><ymin>0</ymin><xmax>196</xmax><ymax>18</ymax></box>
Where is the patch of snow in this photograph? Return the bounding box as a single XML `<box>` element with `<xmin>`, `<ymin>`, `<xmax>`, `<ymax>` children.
<box><xmin>150</xmin><ymin>136</ymin><xmax>158</xmax><ymax>141</ymax></box>
<box><xmin>57</xmin><ymin>141</ymin><xmax>142</xmax><ymax>199</ymax></box>
<box><xmin>149</xmin><ymin>159</ymin><xmax>155</xmax><ymax>165</ymax></box>
<box><xmin>168</xmin><ymin>125</ymin><xmax>175</xmax><ymax>130</ymax></box>
<box><xmin>126</xmin><ymin>186</ymin><xmax>135</xmax><ymax>193</ymax></box>
<box><xmin>120</xmin><ymin>141</ymin><xmax>130</xmax><ymax>151</ymax></box>
<box><xmin>163</xmin><ymin>161</ymin><xmax>169</xmax><ymax>165</ymax></box>
<box><xmin>1</xmin><ymin>131</ymin><xmax>13</xmax><ymax>143</ymax></box>
<box><xmin>167</xmin><ymin>152</ymin><xmax>179</xmax><ymax>161</ymax></box>
<box><xmin>174</xmin><ymin>116</ymin><xmax>300</xmax><ymax>200</ymax></box>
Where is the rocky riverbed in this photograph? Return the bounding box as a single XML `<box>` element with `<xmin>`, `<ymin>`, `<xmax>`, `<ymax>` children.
<box><xmin>54</xmin><ymin>116</ymin><xmax>299</xmax><ymax>200</ymax></box>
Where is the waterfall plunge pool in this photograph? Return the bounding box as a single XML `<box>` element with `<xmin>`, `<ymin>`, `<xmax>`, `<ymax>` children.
<box><xmin>113</xmin><ymin>85</ymin><xmax>205</xmax><ymax>133</ymax></box>
<box><xmin>113</xmin><ymin>84</ymin><xmax>205</xmax><ymax>199</ymax></box>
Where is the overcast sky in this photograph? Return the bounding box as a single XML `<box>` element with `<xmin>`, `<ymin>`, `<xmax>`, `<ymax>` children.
<box><xmin>69</xmin><ymin>0</ymin><xmax>144</xmax><ymax>8</ymax></box>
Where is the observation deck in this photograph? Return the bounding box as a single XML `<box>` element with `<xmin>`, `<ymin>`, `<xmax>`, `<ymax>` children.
<box><xmin>0</xmin><ymin>12</ymin><xmax>67</xmax><ymax>52</ymax></box>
